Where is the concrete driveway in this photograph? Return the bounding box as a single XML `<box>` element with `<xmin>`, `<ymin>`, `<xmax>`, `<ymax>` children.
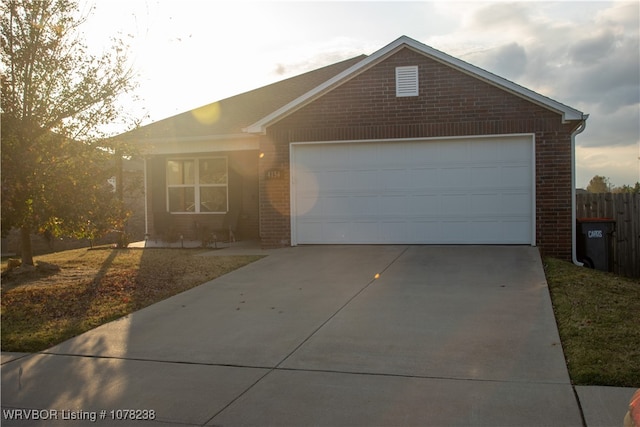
<box><xmin>0</xmin><ymin>245</ymin><xmax>616</xmax><ymax>426</ymax></box>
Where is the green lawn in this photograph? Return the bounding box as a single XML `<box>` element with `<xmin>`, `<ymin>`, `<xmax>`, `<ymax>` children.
<box><xmin>544</xmin><ymin>257</ymin><xmax>640</xmax><ymax>387</ymax></box>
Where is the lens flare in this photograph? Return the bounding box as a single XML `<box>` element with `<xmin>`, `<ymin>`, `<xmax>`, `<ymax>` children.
<box><xmin>191</xmin><ymin>102</ymin><xmax>221</xmax><ymax>125</ymax></box>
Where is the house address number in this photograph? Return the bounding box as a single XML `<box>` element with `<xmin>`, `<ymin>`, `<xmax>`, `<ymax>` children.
<box><xmin>265</xmin><ymin>169</ymin><xmax>282</xmax><ymax>180</ymax></box>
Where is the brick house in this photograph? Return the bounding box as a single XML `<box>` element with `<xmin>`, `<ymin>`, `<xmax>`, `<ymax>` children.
<box><xmin>123</xmin><ymin>36</ymin><xmax>587</xmax><ymax>260</ymax></box>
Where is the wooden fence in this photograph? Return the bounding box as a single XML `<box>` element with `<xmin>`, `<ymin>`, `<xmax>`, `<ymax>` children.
<box><xmin>576</xmin><ymin>193</ymin><xmax>640</xmax><ymax>278</ymax></box>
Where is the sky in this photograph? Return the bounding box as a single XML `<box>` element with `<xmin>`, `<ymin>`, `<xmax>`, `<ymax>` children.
<box><xmin>82</xmin><ymin>0</ymin><xmax>640</xmax><ymax>189</ymax></box>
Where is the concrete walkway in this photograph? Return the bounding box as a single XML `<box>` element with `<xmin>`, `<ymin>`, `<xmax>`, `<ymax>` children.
<box><xmin>1</xmin><ymin>245</ymin><xmax>635</xmax><ymax>426</ymax></box>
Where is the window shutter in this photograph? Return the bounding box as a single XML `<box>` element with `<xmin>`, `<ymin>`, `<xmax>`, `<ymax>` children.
<box><xmin>396</xmin><ymin>66</ymin><xmax>419</xmax><ymax>97</ymax></box>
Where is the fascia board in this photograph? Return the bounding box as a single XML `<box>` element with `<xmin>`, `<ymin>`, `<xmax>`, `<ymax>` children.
<box><xmin>141</xmin><ymin>134</ymin><xmax>259</xmax><ymax>155</ymax></box>
<box><xmin>245</xmin><ymin>36</ymin><xmax>584</xmax><ymax>134</ymax></box>
<box><xmin>136</xmin><ymin>133</ymin><xmax>251</xmax><ymax>145</ymax></box>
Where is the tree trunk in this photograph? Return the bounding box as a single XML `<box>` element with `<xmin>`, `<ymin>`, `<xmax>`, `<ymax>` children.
<box><xmin>20</xmin><ymin>226</ymin><xmax>35</xmax><ymax>266</ymax></box>
<box><xmin>116</xmin><ymin>151</ymin><xmax>123</xmax><ymax>203</ymax></box>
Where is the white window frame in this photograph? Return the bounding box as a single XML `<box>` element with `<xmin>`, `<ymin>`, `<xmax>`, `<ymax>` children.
<box><xmin>166</xmin><ymin>157</ymin><xmax>228</xmax><ymax>214</ymax></box>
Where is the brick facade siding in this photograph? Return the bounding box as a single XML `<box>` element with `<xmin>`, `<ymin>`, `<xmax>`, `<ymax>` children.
<box><xmin>259</xmin><ymin>48</ymin><xmax>581</xmax><ymax>259</ymax></box>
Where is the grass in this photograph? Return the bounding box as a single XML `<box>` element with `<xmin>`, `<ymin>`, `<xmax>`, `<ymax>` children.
<box><xmin>1</xmin><ymin>247</ymin><xmax>262</xmax><ymax>352</ymax></box>
<box><xmin>544</xmin><ymin>257</ymin><xmax>640</xmax><ymax>387</ymax></box>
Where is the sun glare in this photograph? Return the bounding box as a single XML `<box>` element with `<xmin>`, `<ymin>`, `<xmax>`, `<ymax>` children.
<box><xmin>191</xmin><ymin>103</ymin><xmax>221</xmax><ymax>125</ymax></box>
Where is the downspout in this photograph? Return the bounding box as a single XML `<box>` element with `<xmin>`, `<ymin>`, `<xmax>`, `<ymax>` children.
<box><xmin>572</xmin><ymin>114</ymin><xmax>589</xmax><ymax>266</ymax></box>
<box><xmin>143</xmin><ymin>156</ymin><xmax>149</xmax><ymax>241</ymax></box>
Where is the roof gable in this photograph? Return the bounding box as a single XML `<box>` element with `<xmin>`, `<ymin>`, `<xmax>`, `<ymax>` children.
<box><xmin>246</xmin><ymin>36</ymin><xmax>585</xmax><ymax>134</ymax></box>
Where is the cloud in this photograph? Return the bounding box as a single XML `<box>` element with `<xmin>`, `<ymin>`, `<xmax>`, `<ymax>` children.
<box><xmin>469</xmin><ymin>2</ymin><xmax>533</xmax><ymax>32</ymax></box>
<box><xmin>596</xmin><ymin>1</ymin><xmax>640</xmax><ymax>33</ymax></box>
<box><xmin>578</xmin><ymin>104</ymin><xmax>640</xmax><ymax>148</ymax></box>
<box><xmin>569</xmin><ymin>30</ymin><xmax>617</xmax><ymax>65</ymax></box>
<box><xmin>565</xmin><ymin>34</ymin><xmax>639</xmax><ymax>114</ymax></box>
<box><xmin>467</xmin><ymin>42</ymin><xmax>528</xmax><ymax>80</ymax></box>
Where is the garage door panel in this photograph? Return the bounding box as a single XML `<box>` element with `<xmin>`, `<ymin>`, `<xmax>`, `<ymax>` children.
<box><xmin>467</xmin><ymin>220</ymin><xmax>499</xmax><ymax>242</ymax></box>
<box><xmin>501</xmin><ymin>140</ymin><xmax>532</xmax><ymax>160</ymax></box>
<box><xmin>408</xmin><ymin>194</ymin><xmax>440</xmax><ymax>214</ymax></box>
<box><xmin>440</xmin><ymin>194</ymin><xmax>469</xmax><ymax>216</ymax></box>
<box><xmin>378</xmin><ymin>195</ymin><xmax>407</xmax><ymax>215</ymax></box>
<box><xmin>408</xmin><ymin>144</ymin><xmax>440</xmax><ymax>165</ymax></box>
<box><xmin>440</xmin><ymin>167</ymin><xmax>471</xmax><ymax>188</ymax></box>
<box><xmin>297</xmin><ymin>221</ymin><xmax>323</xmax><ymax>242</ymax></box>
<box><xmin>439</xmin><ymin>143</ymin><xmax>469</xmax><ymax>162</ymax></box>
<box><xmin>471</xmin><ymin>193</ymin><xmax>500</xmax><ymax>214</ymax></box>
<box><xmin>379</xmin><ymin>222</ymin><xmax>407</xmax><ymax>241</ymax></box>
<box><xmin>410</xmin><ymin>221</ymin><xmax>443</xmax><ymax>241</ymax></box>
<box><xmin>348</xmin><ymin>146</ymin><xmax>379</xmax><ymax>167</ymax></box>
<box><xmin>296</xmin><ymin>168</ymin><xmax>318</xmax><ymax>191</ymax></box>
<box><xmin>503</xmin><ymin>220</ymin><xmax>532</xmax><ymax>242</ymax></box>
<box><xmin>319</xmin><ymin>221</ymin><xmax>349</xmax><ymax>242</ymax></box>
<box><xmin>346</xmin><ymin>195</ymin><xmax>377</xmax><ymax>216</ymax></box>
<box><xmin>440</xmin><ymin>221</ymin><xmax>470</xmax><ymax>242</ymax></box>
<box><xmin>320</xmin><ymin>195</ymin><xmax>348</xmax><ymax>216</ymax></box>
<box><xmin>409</xmin><ymin>168</ymin><xmax>439</xmax><ymax>188</ymax></box>
<box><xmin>297</xmin><ymin>197</ymin><xmax>318</xmax><ymax>216</ymax></box>
<box><xmin>471</xmin><ymin>141</ymin><xmax>500</xmax><ymax>162</ymax></box>
<box><xmin>381</xmin><ymin>169</ymin><xmax>409</xmax><ymax>189</ymax></box>
<box><xmin>318</xmin><ymin>171</ymin><xmax>348</xmax><ymax>190</ymax></box>
<box><xmin>471</xmin><ymin>167</ymin><xmax>501</xmax><ymax>187</ymax></box>
<box><xmin>502</xmin><ymin>165</ymin><xmax>530</xmax><ymax>187</ymax></box>
<box><xmin>292</xmin><ymin>136</ymin><xmax>534</xmax><ymax>245</ymax></box>
<box><xmin>502</xmin><ymin>193</ymin><xmax>532</xmax><ymax>215</ymax></box>
<box><xmin>349</xmin><ymin>170</ymin><xmax>378</xmax><ymax>191</ymax></box>
<box><xmin>378</xmin><ymin>143</ymin><xmax>408</xmax><ymax>164</ymax></box>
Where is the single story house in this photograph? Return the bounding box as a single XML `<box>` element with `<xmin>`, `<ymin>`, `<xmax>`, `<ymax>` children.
<box><xmin>121</xmin><ymin>36</ymin><xmax>588</xmax><ymax>261</ymax></box>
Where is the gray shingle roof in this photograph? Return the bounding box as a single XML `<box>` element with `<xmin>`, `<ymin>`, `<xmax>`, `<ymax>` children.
<box><xmin>123</xmin><ymin>55</ymin><xmax>366</xmax><ymax>143</ymax></box>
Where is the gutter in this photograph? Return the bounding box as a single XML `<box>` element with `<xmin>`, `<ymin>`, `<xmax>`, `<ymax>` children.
<box><xmin>572</xmin><ymin>114</ymin><xmax>589</xmax><ymax>266</ymax></box>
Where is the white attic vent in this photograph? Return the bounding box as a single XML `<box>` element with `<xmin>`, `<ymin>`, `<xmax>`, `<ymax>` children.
<box><xmin>396</xmin><ymin>66</ymin><xmax>419</xmax><ymax>97</ymax></box>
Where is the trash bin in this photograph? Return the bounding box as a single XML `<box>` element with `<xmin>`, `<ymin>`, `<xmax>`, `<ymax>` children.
<box><xmin>576</xmin><ymin>218</ymin><xmax>615</xmax><ymax>272</ymax></box>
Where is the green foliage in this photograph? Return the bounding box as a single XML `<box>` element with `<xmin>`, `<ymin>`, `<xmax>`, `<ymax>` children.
<box><xmin>1</xmin><ymin>0</ymin><xmax>139</xmax><ymax>264</ymax></box>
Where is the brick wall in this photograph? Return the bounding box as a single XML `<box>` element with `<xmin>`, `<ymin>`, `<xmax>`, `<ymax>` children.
<box><xmin>258</xmin><ymin>135</ymin><xmax>292</xmax><ymax>247</ymax></box>
<box><xmin>259</xmin><ymin>47</ymin><xmax>582</xmax><ymax>259</ymax></box>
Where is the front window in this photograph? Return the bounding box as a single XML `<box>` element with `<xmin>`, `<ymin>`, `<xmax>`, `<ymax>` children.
<box><xmin>167</xmin><ymin>157</ymin><xmax>227</xmax><ymax>213</ymax></box>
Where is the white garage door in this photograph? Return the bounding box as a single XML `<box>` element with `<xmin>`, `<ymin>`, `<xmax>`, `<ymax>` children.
<box><xmin>290</xmin><ymin>135</ymin><xmax>534</xmax><ymax>245</ymax></box>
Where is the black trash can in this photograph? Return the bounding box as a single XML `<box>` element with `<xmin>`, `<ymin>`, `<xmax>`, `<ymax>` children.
<box><xmin>576</xmin><ymin>218</ymin><xmax>615</xmax><ymax>272</ymax></box>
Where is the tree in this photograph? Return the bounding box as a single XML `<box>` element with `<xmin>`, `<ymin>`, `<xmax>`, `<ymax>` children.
<box><xmin>612</xmin><ymin>182</ymin><xmax>640</xmax><ymax>194</ymax></box>
<box><xmin>1</xmin><ymin>0</ymin><xmax>138</xmax><ymax>266</ymax></box>
<box><xmin>586</xmin><ymin>175</ymin><xmax>612</xmax><ymax>193</ymax></box>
